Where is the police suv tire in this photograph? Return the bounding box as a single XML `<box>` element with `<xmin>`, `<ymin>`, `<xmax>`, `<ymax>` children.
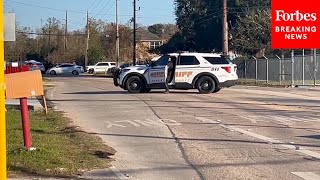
<box><xmin>213</xmin><ymin>88</ymin><xmax>221</xmax><ymax>93</ymax></box>
<box><xmin>126</xmin><ymin>76</ymin><xmax>143</xmax><ymax>94</ymax></box>
<box><xmin>88</xmin><ymin>69</ymin><xmax>94</xmax><ymax>74</ymax></box>
<box><xmin>113</xmin><ymin>68</ymin><xmax>120</xmax><ymax>86</ymax></box>
<box><xmin>196</xmin><ymin>76</ymin><xmax>216</xmax><ymax>94</ymax></box>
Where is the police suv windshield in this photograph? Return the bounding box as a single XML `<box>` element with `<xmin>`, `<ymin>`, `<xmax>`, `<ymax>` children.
<box><xmin>154</xmin><ymin>54</ymin><xmax>169</xmax><ymax>66</ymax></box>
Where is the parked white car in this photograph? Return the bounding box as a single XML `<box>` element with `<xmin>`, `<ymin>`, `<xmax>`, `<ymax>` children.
<box><xmin>86</xmin><ymin>62</ymin><xmax>116</xmax><ymax>74</ymax></box>
<box><xmin>46</xmin><ymin>63</ymin><xmax>83</xmax><ymax>75</ymax></box>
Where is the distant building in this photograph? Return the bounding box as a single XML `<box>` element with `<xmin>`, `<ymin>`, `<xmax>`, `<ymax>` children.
<box><xmin>136</xmin><ymin>28</ymin><xmax>163</xmax><ymax>62</ymax></box>
<box><xmin>137</xmin><ymin>28</ymin><xmax>164</xmax><ymax>50</ymax></box>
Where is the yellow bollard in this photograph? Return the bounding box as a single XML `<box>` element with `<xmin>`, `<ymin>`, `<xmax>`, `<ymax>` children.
<box><xmin>0</xmin><ymin>0</ymin><xmax>6</xmax><ymax>179</ymax></box>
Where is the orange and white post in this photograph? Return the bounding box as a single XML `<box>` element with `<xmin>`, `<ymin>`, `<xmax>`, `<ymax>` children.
<box><xmin>0</xmin><ymin>0</ymin><xmax>6</xmax><ymax>179</ymax></box>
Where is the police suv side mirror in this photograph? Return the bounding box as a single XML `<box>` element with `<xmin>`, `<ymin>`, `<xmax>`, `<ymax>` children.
<box><xmin>150</xmin><ymin>61</ymin><xmax>156</xmax><ymax>67</ymax></box>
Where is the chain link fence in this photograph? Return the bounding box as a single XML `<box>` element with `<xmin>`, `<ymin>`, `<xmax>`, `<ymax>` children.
<box><xmin>234</xmin><ymin>50</ymin><xmax>320</xmax><ymax>86</ymax></box>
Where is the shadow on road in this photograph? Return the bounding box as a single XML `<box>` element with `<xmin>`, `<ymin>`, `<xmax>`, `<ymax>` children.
<box><xmin>298</xmin><ymin>135</ymin><xmax>320</xmax><ymax>140</ymax></box>
<box><xmin>63</xmin><ymin>91</ymin><xmax>128</xmax><ymax>95</ymax></box>
<box><xmin>43</xmin><ymin>74</ymin><xmax>112</xmax><ymax>79</ymax></box>
<box><xmin>62</xmin><ymin>90</ymin><xmax>200</xmax><ymax>95</ymax></box>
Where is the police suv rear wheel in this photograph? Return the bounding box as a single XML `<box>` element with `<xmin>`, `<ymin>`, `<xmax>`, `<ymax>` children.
<box><xmin>126</xmin><ymin>76</ymin><xmax>143</xmax><ymax>94</ymax></box>
<box><xmin>196</xmin><ymin>76</ymin><xmax>216</xmax><ymax>94</ymax></box>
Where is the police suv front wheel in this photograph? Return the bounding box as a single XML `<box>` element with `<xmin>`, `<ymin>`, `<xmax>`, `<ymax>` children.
<box><xmin>126</xmin><ymin>76</ymin><xmax>144</xmax><ymax>94</ymax></box>
<box><xmin>196</xmin><ymin>76</ymin><xmax>216</xmax><ymax>94</ymax></box>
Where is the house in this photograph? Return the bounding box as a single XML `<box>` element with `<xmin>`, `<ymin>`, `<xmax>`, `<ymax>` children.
<box><xmin>136</xmin><ymin>28</ymin><xmax>163</xmax><ymax>61</ymax></box>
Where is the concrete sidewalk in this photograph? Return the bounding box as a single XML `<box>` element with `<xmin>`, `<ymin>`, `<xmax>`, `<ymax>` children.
<box><xmin>6</xmin><ymin>98</ymin><xmax>43</xmax><ymax>111</ymax></box>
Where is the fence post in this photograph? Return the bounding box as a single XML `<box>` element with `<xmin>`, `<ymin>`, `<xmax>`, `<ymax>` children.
<box><xmin>253</xmin><ymin>56</ymin><xmax>258</xmax><ymax>84</ymax></box>
<box><xmin>276</xmin><ymin>55</ymin><xmax>281</xmax><ymax>85</ymax></box>
<box><xmin>264</xmin><ymin>56</ymin><xmax>269</xmax><ymax>84</ymax></box>
<box><xmin>302</xmin><ymin>49</ymin><xmax>305</xmax><ymax>85</ymax></box>
<box><xmin>314</xmin><ymin>49</ymin><xmax>317</xmax><ymax>86</ymax></box>
<box><xmin>291</xmin><ymin>50</ymin><xmax>295</xmax><ymax>87</ymax></box>
<box><xmin>244</xmin><ymin>59</ymin><xmax>247</xmax><ymax>82</ymax></box>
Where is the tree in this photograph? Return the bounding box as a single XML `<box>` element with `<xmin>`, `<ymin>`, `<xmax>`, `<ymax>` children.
<box><xmin>87</xmin><ymin>18</ymin><xmax>106</xmax><ymax>64</ymax></box>
<box><xmin>148</xmin><ymin>23</ymin><xmax>178</xmax><ymax>40</ymax></box>
<box><xmin>228</xmin><ymin>0</ymin><xmax>271</xmax><ymax>56</ymax></box>
<box><xmin>101</xmin><ymin>23</ymin><xmax>134</xmax><ymax>63</ymax></box>
<box><xmin>162</xmin><ymin>0</ymin><xmax>273</xmax><ymax>56</ymax></box>
<box><xmin>5</xmin><ymin>26</ymin><xmax>37</xmax><ymax>62</ymax></box>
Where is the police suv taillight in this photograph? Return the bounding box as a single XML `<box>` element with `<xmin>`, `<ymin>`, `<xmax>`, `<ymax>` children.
<box><xmin>222</xmin><ymin>66</ymin><xmax>231</xmax><ymax>73</ymax></box>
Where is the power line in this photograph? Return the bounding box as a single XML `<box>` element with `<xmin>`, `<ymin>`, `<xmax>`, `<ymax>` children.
<box><xmin>6</xmin><ymin>0</ymin><xmax>83</xmax><ymax>13</ymax></box>
<box><xmin>17</xmin><ymin>31</ymin><xmax>86</xmax><ymax>36</ymax></box>
<box><xmin>177</xmin><ymin>10</ymin><xmax>222</xmax><ymax>26</ymax></box>
<box><xmin>99</xmin><ymin>1</ymin><xmax>116</xmax><ymax>20</ymax></box>
<box><xmin>92</xmin><ymin>0</ymin><xmax>112</xmax><ymax>18</ymax></box>
<box><xmin>90</xmin><ymin>0</ymin><xmax>104</xmax><ymax>14</ymax></box>
<box><xmin>87</xmin><ymin>0</ymin><xmax>99</xmax><ymax>11</ymax></box>
<box><xmin>6</xmin><ymin>0</ymin><xmax>171</xmax><ymax>18</ymax></box>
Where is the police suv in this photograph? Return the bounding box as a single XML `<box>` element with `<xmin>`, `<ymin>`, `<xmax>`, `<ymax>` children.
<box><xmin>113</xmin><ymin>52</ymin><xmax>238</xmax><ymax>94</ymax></box>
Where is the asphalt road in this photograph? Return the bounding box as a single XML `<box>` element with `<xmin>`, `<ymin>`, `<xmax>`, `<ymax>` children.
<box><xmin>47</xmin><ymin>76</ymin><xmax>320</xmax><ymax>180</ymax></box>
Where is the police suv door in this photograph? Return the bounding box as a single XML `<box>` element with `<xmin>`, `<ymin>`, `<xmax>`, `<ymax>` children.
<box><xmin>175</xmin><ymin>55</ymin><xmax>201</xmax><ymax>85</ymax></box>
<box><xmin>148</xmin><ymin>54</ymin><xmax>177</xmax><ymax>85</ymax></box>
<box><xmin>148</xmin><ymin>55</ymin><xmax>168</xmax><ymax>84</ymax></box>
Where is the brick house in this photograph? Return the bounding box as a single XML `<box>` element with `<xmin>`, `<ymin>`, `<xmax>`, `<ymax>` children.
<box><xmin>136</xmin><ymin>28</ymin><xmax>163</xmax><ymax>62</ymax></box>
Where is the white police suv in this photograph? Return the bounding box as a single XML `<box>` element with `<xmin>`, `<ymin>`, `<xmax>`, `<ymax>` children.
<box><xmin>113</xmin><ymin>52</ymin><xmax>238</xmax><ymax>94</ymax></box>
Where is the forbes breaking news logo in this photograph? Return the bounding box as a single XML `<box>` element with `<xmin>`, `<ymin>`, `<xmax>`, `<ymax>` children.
<box><xmin>271</xmin><ymin>0</ymin><xmax>320</xmax><ymax>49</ymax></box>
<box><xmin>275</xmin><ymin>10</ymin><xmax>317</xmax><ymax>40</ymax></box>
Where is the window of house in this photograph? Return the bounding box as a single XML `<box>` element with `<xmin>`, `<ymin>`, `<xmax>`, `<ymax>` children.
<box><xmin>150</xmin><ymin>41</ymin><xmax>162</xmax><ymax>50</ymax></box>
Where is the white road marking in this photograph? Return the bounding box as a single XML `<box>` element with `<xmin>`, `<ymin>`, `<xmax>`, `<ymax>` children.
<box><xmin>109</xmin><ymin>166</ymin><xmax>129</xmax><ymax>180</ymax></box>
<box><xmin>105</xmin><ymin>121</ymin><xmax>126</xmax><ymax>128</ymax></box>
<box><xmin>135</xmin><ymin>119</ymin><xmax>163</xmax><ymax>127</ymax></box>
<box><xmin>297</xmin><ymin>150</ymin><xmax>320</xmax><ymax>159</ymax></box>
<box><xmin>105</xmin><ymin>119</ymin><xmax>181</xmax><ymax>128</ymax></box>
<box><xmin>291</xmin><ymin>172</ymin><xmax>320</xmax><ymax>180</ymax></box>
<box><xmin>195</xmin><ymin>117</ymin><xmax>221</xmax><ymax>124</ymax></box>
<box><xmin>195</xmin><ymin>116</ymin><xmax>320</xmax><ymax>159</ymax></box>
<box><xmin>239</xmin><ymin>116</ymin><xmax>257</xmax><ymax>123</ymax></box>
<box><xmin>161</xmin><ymin>119</ymin><xmax>182</xmax><ymax>126</ymax></box>
<box><xmin>238</xmin><ymin>115</ymin><xmax>320</xmax><ymax>125</ymax></box>
<box><xmin>116</xmin><ymin>120</ymin><xmax>140</xmax><ymax>127</ymax></box>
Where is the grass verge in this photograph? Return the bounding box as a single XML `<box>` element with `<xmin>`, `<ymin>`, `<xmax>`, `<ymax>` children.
<box><xmin>7</xmin><ymin>110</ymin><xmax>116</xmax><ymax>178</ymax></box>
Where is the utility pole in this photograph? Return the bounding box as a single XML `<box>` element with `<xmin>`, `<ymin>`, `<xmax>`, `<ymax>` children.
<box><xmin>222</xmin><ymin>0</ymin><xmax>228</xmax><ymax>55</ymax></box>
<box><xmin>85</xmin><ymin>11</ymin><xmax>90</xmax><ymax>68</ymax></box>
<box><xmin>64</xmin><ymin>10</ymin><xmax>68</xmax><ymax>62</ymax></box>
<box><xmin>116</xmin><ymin>0</ymin><xmax>120</xmax><ymax>68</ymax></box>
<box><xmin>48</xmin><ymin>23</ymin><xmax>51</xmax><ymax>45</ymax></box>
<box><xmin>133</xmin><ymin>0</ymin><xmax>137</xmax><ymax>66</ymax></box>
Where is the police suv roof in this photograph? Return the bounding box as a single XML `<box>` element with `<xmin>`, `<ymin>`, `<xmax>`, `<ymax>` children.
<box><xmin>168</xmin><ymin>52</ymin><xmax>222</xmax><ymax>57</ymax></box>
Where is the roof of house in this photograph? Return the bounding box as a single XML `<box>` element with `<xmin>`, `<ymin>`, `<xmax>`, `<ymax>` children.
<box><xmin>137</xmin><ymin>28</ymin><xmax>162</xmax><ymax>41</ymax></box>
